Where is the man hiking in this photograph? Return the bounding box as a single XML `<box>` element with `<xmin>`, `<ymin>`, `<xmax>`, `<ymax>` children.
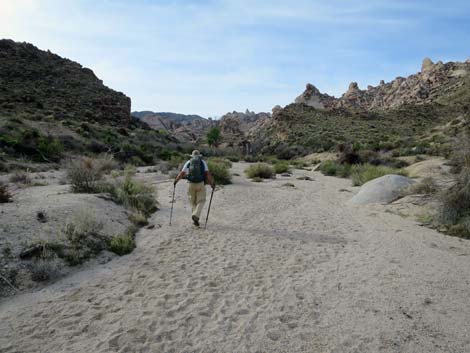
<box><xmin>174</xmin><ymin>150</ymin><xmax>215</xmax><ymax>227</ymax></box>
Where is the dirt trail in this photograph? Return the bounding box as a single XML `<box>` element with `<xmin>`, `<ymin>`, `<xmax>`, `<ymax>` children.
<box><xmin>1</xmin><ymin>163</ymin><xmax>470</xmax><ymax>353</ymax></box>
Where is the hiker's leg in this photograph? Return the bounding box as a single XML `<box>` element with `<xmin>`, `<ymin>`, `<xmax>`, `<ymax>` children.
<box><xmin>194</xmin><ymin>182</ymin><xmax>206</xmax><ymax>219</ymax></box>
<box><xmin>188</xmin><ymin>183</ymin><xmax>198</xmax><ymax>215</ymax></box>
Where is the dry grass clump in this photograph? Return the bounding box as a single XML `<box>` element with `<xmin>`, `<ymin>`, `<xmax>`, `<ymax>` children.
<box><xmin>9</xmin><ymin>170</ymin><xmax>32</xmax><ymax>185</ymax></box>
<box><xmin>245</xmin><ymin>163</ymin><xmax>274</xmax><ymax>179</ymax></box>
<box><xmin>350</xmin><ymin>164</ymin><xmax>408</xmax><ymax>186</ymax></box>
<box><xmin>129</xmin><ymin>212</ymin><xmax>149</xmax><ymax>226</ymax></box>
<box><xmin>62</xmin><ymin>209</ymin><xmax>107</xmax><ymax>265</ymax></box>
<box><xmin>66</xmin><ymin>157</ymin><xmax>105</xmax><ymax>193</ymax></box>
<box><xmin>0</xmin><ymin>181</ymin><xmax>13</xmax><ymax>203</ymax></box>
<box><xmin>401</xmin><ymin>177</ymin><xmax>438</xmax><ymax>196</ymax></box>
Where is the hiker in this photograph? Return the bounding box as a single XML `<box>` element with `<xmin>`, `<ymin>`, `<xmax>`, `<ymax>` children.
<box><xmin>174</xmin><ymin>150</ymin><xmax>215</xmax><ymax>227</ymax></box>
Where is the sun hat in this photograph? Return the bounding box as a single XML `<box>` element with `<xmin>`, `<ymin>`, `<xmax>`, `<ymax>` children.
<box><xmin>191</xmin><ymin>150</ymin><xmax>202</xmax><ymax>158</ymax></box>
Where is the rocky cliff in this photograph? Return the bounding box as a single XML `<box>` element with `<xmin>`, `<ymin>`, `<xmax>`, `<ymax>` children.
<box><xmin>0</xmin><ymin>39</ymin><xmax>131</xmax><ymax>125</ymax></box>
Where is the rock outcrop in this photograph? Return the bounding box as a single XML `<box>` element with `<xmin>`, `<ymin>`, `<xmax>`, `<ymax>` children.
<box><xmin>0</xmin><ymin>39</ymin><xmax>131</xmax><ymax>125</ymax></box>
<box><xmin>293</xmin><ymin>58</ymin><xmax>470</xmax><ymax>111</ymax></box>
<box><xmin>132</xmin><ymin>109</ymin><xmax>270</xmax><ymax>151</ymax></box>
<box><xmin>294</xmin><ymin>83</ymin><xmax>336</xmax><ymax>109</ymax></box>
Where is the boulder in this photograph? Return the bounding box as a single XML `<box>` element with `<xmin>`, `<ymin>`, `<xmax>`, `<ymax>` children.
<box><xmin>350</xmin><ymin>175</ymin><xmax>416</xmax><ymax>205</ymax></box>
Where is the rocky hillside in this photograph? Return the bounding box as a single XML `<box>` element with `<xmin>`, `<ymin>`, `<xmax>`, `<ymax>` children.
<box><xmin>0</xmin><ymin>39</ymin><xmax>131</xmax><ymax>125</ymax></box>
<box><xmin>132</xmin><ymin>111</ymin><xmax>215</xmax><ymax>141</ymax></box>
<box><xmin>0</xmin><ymin>40</ymin><xmax>187</xmax><ymax>169</ymax></box>
<box><xmin>254</xmin><ymin>58</ymin><xmax>470</xmax><ymax>157</ymax></box>
<box><xmin>295</xmin><ymin>58</ymin><xmax>470</xmax><ymax>111</ymax></box>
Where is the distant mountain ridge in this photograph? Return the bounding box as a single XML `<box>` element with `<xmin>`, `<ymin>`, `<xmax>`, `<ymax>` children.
<box><xmin>132</xmin><ymin>109</ymin><xmax>270</xmax><ymax>148</ymax></box>
<box><xmin>132</xmin><ymin>111</ymin><xmax>205</xmax><ymax>124</ymax></box>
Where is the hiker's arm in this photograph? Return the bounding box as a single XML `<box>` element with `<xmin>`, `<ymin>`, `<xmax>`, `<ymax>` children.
<box><xmin>174</xmin><ymin>171</ymin><xmax>186</xmax><ymax>185</ymax></box>
<box><xmin>206</xmin><ymin>171</ymin><xmax>215</xmax><ymax>188</ymax></box>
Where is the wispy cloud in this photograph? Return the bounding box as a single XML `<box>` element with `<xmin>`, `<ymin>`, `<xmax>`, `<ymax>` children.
<box><xmin>1</xmin><ymin>0</ymin><xmax>469</xmax><ymax>116</ymax></box>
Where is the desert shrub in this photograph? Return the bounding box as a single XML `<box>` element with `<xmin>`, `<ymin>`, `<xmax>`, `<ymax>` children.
<box><xmin>208</xmin><ymin>157</ymin><xmax>232</xmax><ymax>169</ymax></box>
<box><xmin>37</xmin><ymin>135</ymin><xmax>63</xmax><ymax>162</ymax></box>
<box><xmin>245</xmin><ymin>163</ymin><xmax>274</xmax><ymax>179</ymax></box>
<box><xmin>129</xmin><ymin>212</ymin><xmax>149</xmax><ymax>226</ymax></box>
<box><xmin>401</xmin><ymin>177</ymin><xmax>438</xmax><ymax>196</ymax></box>
<box><xmin>9</xmin><ymin>170</ymin><xmax>32</xmax><ymax>185</ymax></box>
<box><xmin>244</xmin><ymin>155</ymin><xmax>261</xmax><ymax>163</ymax></box>
<box><xmin>319</xmin><ymin>160</ymin><xmax>351</xmax><ymax>177</ymax></box>
<box><xmin>106</xmin><ymin>175</ymin><xmax>157</xmax><ymax>216</ymax></box>
<box><xmin>350</xmin><ymin>164</ymin><xmax>408</xmax><ymax>186</ymax></box>
<box><xmin>226</xmin><ymin>155</ymin><xmax>240</xmax><ymax>162</ymax></box>
<box><xmin>207</xmin><ymin>160</ymin><xmax>232</xmax><ymax>185</ymax></box>
<box><xmin>66</xmin><ymin>157</ymin><xmax>105</xmax><ymax>193</ymax></box>
<box><xmin>252</xmin><ymin>177</ymin><xmax>263</xmax><ymax>182</ymax></box>
<box><xmin>438</xmin><ymin>168</ymin><xmax>470</xmax><ymax>225</ymax></box>
<box><xmin>337</xmin><ymin>143</ymin><xmax>361</xmax><ymax>165</ymax></box>
<box><xmin>291</xmin><ymin>159</ymin><xmax>310</xmax><ymax>169</ymax></box>
<box><xmin>168</xmin><ymin>155</ymin><xmax>186</xmax><ymax>170</ymax></box>
<box><xmin>273</xmin><ymin>161</ymin><xmax>290</xmax><ymax>174</ymax></box>
<box><xmin>108</xmin><ymin>227</ymin><xmax>137</xmax><ymax>256</ymax></box>
<box><xmin>0</xmin><ymin>181</ymin><xmax>12</xmax><ymax>203</ymax></box>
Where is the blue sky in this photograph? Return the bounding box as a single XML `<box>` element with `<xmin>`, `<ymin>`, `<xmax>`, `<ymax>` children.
<box><xmin>1</xmin><ymin>0</ymin><xmax>470</xmax><ymax>117</ymax></box>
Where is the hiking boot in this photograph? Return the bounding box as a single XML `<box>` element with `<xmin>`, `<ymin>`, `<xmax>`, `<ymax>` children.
<box><xmin>192</xmin><ymin>215</ymin><xmax>200</xmax><ymax>227</ymax></box>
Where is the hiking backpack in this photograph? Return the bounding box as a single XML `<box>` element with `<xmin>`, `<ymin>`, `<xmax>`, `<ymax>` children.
<box><xmin>187</xmin><ymin>157</ymin><xmax>205</xmax><ymax>183</ymax></box>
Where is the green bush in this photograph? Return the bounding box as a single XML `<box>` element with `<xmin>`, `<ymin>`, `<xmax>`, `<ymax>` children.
<box><xmin>350</xmin><ymin>164</ymin><xmax>408</xmax><ymax>186</ymax></box>
<box><xmin>207</xmin><ymin>127</ymin><xmax>222</xmax><ymax>147</ymax></box>
<box><xmin>37</xmin><ymin>136</ymin><xmax>63</xmax><ymax>161</ymax></box>
<box><xmin>109</xmin><ymin>227</ymin><xmax>137</xmax><ymax>256</ymax></box>
<box><xmin>319</xmin><ymin>160</ymin><xmax>351</xmax><ymax>177</ymax></box>
<box><xmin>273</xmin><ymin>161</ymin><xmax>290</xmax><ymax>174</ymax></box>
<box><xmin>226</xmin><ymin>155</ymin><xmax>240</xmax><ymax>162</ymax></box>
<box><xmin>208</xmin><ymin>160</ymin><xmax>232</xmax><ymax>185</ymax></box>
<box><xmin>245</xmin><ymin>163</ymin><xmax>274</xmax><ymax>179</ymax></box>
<box><xmin>208</xmin><ymin>157</ymin><xmax>232</xmax><ymax>169</ymax></box>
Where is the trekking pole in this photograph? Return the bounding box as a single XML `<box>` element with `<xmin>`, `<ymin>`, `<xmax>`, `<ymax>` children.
<box><xmin>169</xmin><ymin>184</ymin><xmax>176</xmax><ymax>226</ymax></box>
<box><xmin>204</xmin><ymin>184</ymin><xmax>215</xmax><ymax>229</ymax></box>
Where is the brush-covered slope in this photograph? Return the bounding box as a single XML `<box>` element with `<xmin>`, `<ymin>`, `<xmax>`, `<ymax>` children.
<box><xmin>254</xmin><ymin>58</ymin><xmax>470</xmax><ymax>157</ymax></box>
<box><xmin>0</xmin><ymin>40</ymin><xmax>190</xmax><ymax>168</ymax></box>
<box><xmin>0</xmin><ymin>39</ymin><xmax>131</xmax><ymax>125</ymax></box>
